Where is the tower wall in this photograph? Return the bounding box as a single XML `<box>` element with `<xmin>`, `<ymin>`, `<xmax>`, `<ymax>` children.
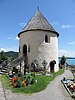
<box><xmin>19</xmin><ymin>30</ymin><xmax>59</xmax><ymax>72</ymax></box>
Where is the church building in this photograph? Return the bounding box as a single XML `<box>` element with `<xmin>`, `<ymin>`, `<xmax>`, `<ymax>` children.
<box><xmin>18</xmin><ymin>8</ymin><xmax>59</xmax><ymax>72</ymax></box>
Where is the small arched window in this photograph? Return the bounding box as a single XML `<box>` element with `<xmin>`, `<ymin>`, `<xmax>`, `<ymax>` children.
<box><xmin>45</xmin><ymin>35</ymin><xmax>48</xmax><ymax>42</ymax></box>
<box><xmin>23</xmin><ymin>44</ymin><xmax>27</xmax><ymax>57</ymax></box>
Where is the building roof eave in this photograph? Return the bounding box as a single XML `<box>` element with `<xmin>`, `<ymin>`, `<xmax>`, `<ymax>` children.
<box><xmin>18</xmin><ymin>29</ymin><xmax>59</xmax><ymax>37</ymax></box>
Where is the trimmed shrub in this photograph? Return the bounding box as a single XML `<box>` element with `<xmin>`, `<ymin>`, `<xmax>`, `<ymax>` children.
<box><xmin>16</xmin><ymin>80</ymin><xmax>22</xmax><ymax>88</ymax></box>
<box><xmin>31</xmin><ymin>77</ymin><xmax>35</xmax><ymax>85</ymax></box>
<box><xmin>26</xmin><ymin>76</ymin><xmax>31</xmax><ymax>86</ymax></box>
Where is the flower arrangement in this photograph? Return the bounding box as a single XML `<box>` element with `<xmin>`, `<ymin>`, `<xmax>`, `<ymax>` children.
<box><xmin>10</xmin><ymin>75</ymin><xmax>36</xmax><ymax>88</ymax></box>
<box><xmin>11</xmin><ymin>77</ymin><xmax>17</xmax><ymax>83</ymax></box>
<box><xmin>22</xmin><ymin>80</ymin><xmax>26</xmax><ymax>86</ymax></box>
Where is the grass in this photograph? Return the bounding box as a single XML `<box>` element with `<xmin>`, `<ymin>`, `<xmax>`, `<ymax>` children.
<box><xmin>0</xmin><ymin>75</ymin><xmax>1</xmax><ymax>81</ymax></box>
<box><xmin>1</xmin><ymin>67</ymin><xmax>64</xmax><ymax>94</ymax></box>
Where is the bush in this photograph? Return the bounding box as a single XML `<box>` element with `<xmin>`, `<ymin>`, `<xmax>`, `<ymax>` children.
<box><xmin>60</xmin><ymin>55</ymin><xmax>66</xmax><ymax>65</ymax></box>
<box><xmin>31</xmin><ymin>72</ymin><xmax>35</xmax><ymax>77</ymax></box>
<box><xmin>13</xmin><ymin>79</ymin><xmax>22</xmax><ymax>88</ymax></box>
<box><xmin>31</xmin><ymin>77</ymin><xmax>35</xmax><ymax>85</ymax></box>
<box><xmin>20</xmin><ymin>75</ymin><xmax>25</xmax><ymax>81</ymax></box>
<box><xmin>16</xmin><ymin>80</ymin><xmax>22</xmax><ymax>87</ymax></box>
<box><xmin>26</xmin><ymin>76</ymin><xmax>31</xmax><ymax>86</ymax></box>
<box><xmin>11</xmin><ymin>77</ymin><xmax>17</xmax><ymax>83</ymax></box>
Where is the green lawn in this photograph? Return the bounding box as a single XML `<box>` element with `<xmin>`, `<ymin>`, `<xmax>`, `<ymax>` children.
<box><xmin>1</xmin><ymin>68</ymin><xmax>64</xmax><ymax>94</ymax></box>
<box><xmin>0</xmin><ymin>75</ymin><xmax>1</xmax><ymax>81</ymax></box>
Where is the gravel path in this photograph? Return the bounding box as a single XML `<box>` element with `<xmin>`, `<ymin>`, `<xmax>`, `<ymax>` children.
<box><xmin>5</xmin><ymin>70</ymin><xmax>73</xmax><ymax>100</ymax></box>
<box><xmin>0</xmin><ymin>75</ymin><xmax>5</xmax><ymax>100</ymax></box>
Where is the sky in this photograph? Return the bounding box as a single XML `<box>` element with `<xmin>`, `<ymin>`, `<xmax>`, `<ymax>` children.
<box><xmin>0</xmin><ymin>0</ymin><xmax>75</xmax><ymax>57</ymax></box>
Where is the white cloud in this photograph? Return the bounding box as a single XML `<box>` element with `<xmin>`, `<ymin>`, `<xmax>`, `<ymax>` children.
<box><xmin>59</xmin><ymin>50</ymin><xmax>75</xmax><ymax>57</ymax></box>
<box><xmin>16</xmin><ymin>36</ymin><xmax>19</xmax><ymax>40</ymax></box>
<box><xmin>0</xmin><ymin>48</ymin><xmax>19</xmax><ymax>52</ymax></box>
<box><xmin>52</xmin><ymin>22</ymin><xmax>75</xmax><ymax>31</ymax></box>
<box><xmin>7</xmin><ymin>37</ymin><xmax>13</xmax><ymax>40</ymax></box>
<box><xmin>61</xmin><ymin>25</ymin><xmax>71</xmax><ymax>29</ymax></box>
<box><xmin>0</xmin><ymin>48</ymin><xmax>7</xmax><ymax>52</ymax></box>
<box><xmin>6</xmin><ymin>36</ymin><xmax>19</xmax><ymax>41</ymax></box>
<box><xmin>68</xmin><ymin>41</ymin><xmax>75</xmax><ymax>45</ymax></box>
<box><xmin>59</xmin><ymin>50</ymin><xmax>67</xmax><ymax>57</ymax></box>
<box><xmin>52</xmin><ymin>21</ymin><xmax>60</xmax><ymax>26</ymax></box>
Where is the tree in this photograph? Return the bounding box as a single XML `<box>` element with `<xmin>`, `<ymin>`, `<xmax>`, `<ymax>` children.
<box><xmin>60</xmin><ymin>55</ymin><xmax>66</xmax><ymax>65</ymax></box>
<box><xmin>0</xmin><ymin>51</ymin><xmax>7</xmax><ymax>64</ymax></box>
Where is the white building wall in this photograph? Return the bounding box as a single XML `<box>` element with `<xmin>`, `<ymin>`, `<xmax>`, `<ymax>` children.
<box><xmin>19</xmin><ymin>30</ymin><xmax>59</xmax><ymax>72</ymax></box>
<box><xmin>50</xmin><ymin>34</ymin><xmax>59</xmax><ymax>72</ymax></box>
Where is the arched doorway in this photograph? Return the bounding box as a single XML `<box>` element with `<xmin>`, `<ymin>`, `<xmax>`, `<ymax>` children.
<box><xmin>50</xmin><ymin>60</ymin><xmax>56</xmax><ymax>72</ymax></box>
<box><xmin>23</xmin><ymin>44</ymin><xmax>27</xmax><ymax>57</ymax></box>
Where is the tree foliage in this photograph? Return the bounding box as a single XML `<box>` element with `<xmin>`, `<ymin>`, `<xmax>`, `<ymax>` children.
<box><xmin>60</xmin><ymin>55</ymin><xmax>66</xmax><ymax>65</ymax></box>
<box><xmin>0</xmin><ymin>51</ymin><xmax>7</xmax><ymax>64</ymax></box>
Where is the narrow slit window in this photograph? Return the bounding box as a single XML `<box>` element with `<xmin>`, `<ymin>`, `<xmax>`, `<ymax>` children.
<box><xmin>28</xmin><ymin>45</ymin><xmax>30</xmax><ymax>52</ymax></box>
<box><xmin>45</xmin><ymin>35</ymin><xmax>48</xmax><ymax>42</ymax></box>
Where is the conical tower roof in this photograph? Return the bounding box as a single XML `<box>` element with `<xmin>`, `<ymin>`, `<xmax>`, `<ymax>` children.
<box><xmin>18</xmin><ymin>9</ymin><xmax>59</xmax><ymax>37</ymax></box>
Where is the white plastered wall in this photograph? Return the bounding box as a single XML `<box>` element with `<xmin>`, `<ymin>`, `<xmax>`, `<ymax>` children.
<box><xmin>19</xmin><ymin>30</ymin><xmax>59</xmax><ymax>72</ymax></box>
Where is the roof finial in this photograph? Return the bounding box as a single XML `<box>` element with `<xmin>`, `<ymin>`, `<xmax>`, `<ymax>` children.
<box><xmin>37</xmin><ymin>6</ymin><xmax>39</xmax><ymax>11</ymax></box>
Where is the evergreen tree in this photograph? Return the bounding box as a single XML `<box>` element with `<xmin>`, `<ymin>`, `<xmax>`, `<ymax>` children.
<box><xmin>60</xmin><ymin>55</ymin><xmax>66</xmax><ymax>65</ymax></box>
<box><xmin>0</xmin><ymin>51</ymin><xmax>7</xmax><ymax>63</ymax></box>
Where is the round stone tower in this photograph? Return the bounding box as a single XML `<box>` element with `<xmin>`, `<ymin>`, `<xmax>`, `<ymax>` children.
<box><xmin>18</xmin><ymin>9</ymin><xmax>59</xmax><ymax>72</ymax></box>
